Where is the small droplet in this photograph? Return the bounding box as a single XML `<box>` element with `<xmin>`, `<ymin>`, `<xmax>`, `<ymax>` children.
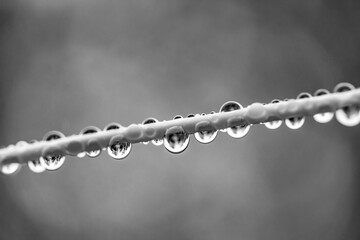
<box><xmin>103</xmin><ymin>122</ymin><xmax>121</xmax><ymax>131</ymax></box>
<box><xmin>1</xmin><ymin>163</ymin><xmax>21</xmax><ymax>175</ymax></box>
<box><xmin>28</xmin><ymin>159</ymin><xmax>46</xmax><ymax>173</ymax></box>
<box><xmin>39</xmin><ymin>131</ymin><xmax>66</xmax><ymax>171</ymax></box>
<box><xmin>142</xmin><ymin>117</ymin><xmax>163</xmax><ymax>146</ymax></box>
<box><xmin>313</xmin><ymin>89</ymin><xmax>334</xmax><ymax>123</ymax></box>
<box><xmin>285</xmin><ymin>93</ymin><xmax>310</xmax><ymax>129</ymax></box>
<box><xmin>164</xmin><ymin>125</ymin><xmax>190</xmax><ymax>154</ymax></box>
<box><xmin>77</xmin><ymin>152</ymin><xmax>86</xmax><ymax>158</ymax></box>
<box><xmin>264</xmin><ymin>99</ymin><xmax>283</xmax><ymax>129</ymax></box>
<box><xmin>80</xmin><ymin>126</ymin><xmax>102</xmax><ymax>158</ymax></box>
<box><xmin>219</xmin><ymin>101</ymin><xmax>250</xmax><ymax>138</ymax></box>
<box><xmin>333</xmin><ymin>82</ymin><xmax>360</xmax><ymax>127</ymax></box>
<box><xmin>107</xmin><ymin>141</ymin><xmax>131</xmax><ymax>160</ymax></box>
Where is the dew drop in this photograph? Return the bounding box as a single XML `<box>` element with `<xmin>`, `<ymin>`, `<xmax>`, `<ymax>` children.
<box><xmin>285</xmin><ymin>93</ymin><xmax>310</xmax><ymax>129</ymax></box>
<box><xmin>313</xmin><ymin>89</ymin><xmax>334</xmax><ymax>123</ymax></box>
<box><xmin>264</xmin><ymin>99</ymin><xmax>283</xmax><ymax>129</ymax></box>
<box><xmin>334</xmin><ymin>82</ymin><xmax>360</xmax><ymax>127</ymax></box>
<box><xmin>219</xmin><ymin>101</ymin><xmax>250</xmax><ymax>138</ymax></box>
<box><xmin>39</xmin><ymin>131</ymin><xmax>66</xmax><ymax>171</ymax></box>
<box><xmin>107</xmin><ymin>141</ymin><xmax>131</xmax><ymax>160</ymax></box>
<box><xmin>142</xmin><ymin>117</ymin><xmax>163</xmax><ymax>146</ymax></box>
<box><xmin>194</xmin><ymin>130</ymin><xmax>217</xmax><ymax>144</ymax></box>
<box><xmin>1</xmin><ymin>163</ymin><xmax>21</xmax><ymax>175</ymax></box>
<box><xmin>104</xmin><ymin>122</ymin><xmax>121</xmax><ymax>131</ymax></box>
<box><xmin>28</xmin><ymin>159</ymin><xmax>46</xmax><ymax>173</ymax></box>
<box><xmin>163</xmin><ymin>125</ymin><xmax>190</xmax><ymax>154</ymax></box>
<box><xmin>80</xmin><ymin>126</ymin><xmax>101</xmax><ymax>158</ymax></box>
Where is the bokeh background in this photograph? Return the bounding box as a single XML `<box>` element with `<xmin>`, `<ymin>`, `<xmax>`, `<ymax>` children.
<box><xmin>1</xmin><ymin>0</ymin><xmax>360</xmax><ymax>239</ymax></box>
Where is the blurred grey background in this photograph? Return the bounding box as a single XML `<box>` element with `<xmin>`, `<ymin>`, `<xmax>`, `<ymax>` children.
<box><xmin>1</xmin><ymin>0</ymin><xmax>360</xmax><ymax>239</ymax></box>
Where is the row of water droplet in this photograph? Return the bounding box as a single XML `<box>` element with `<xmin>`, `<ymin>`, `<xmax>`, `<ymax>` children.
<box><xmin>1</xmin><ymin>82</ymin><xmax>359</xmax><ymax>176</ymax></box>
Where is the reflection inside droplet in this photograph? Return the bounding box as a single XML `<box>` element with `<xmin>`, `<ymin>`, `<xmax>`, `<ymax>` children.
<box><xmin>107</xmin><ymin>141</ymin><xmax>131</xmax><ymax>160</ymax></box>
<box><xmin>28</xmin><ymin>159</ymin><xmax>46</xmax><ymax>173</ymax></box>
<box><xmin>164</xmin><ymin>126</ymin><xmax>190</xmax><ymax>154</ymax></box>
<box><xmin>219</xmin><ymin>101</ymin><xmax>250</xmax><ymax>138</ymax></box>
<box><xmin>39</xmin><ymin>131</ymin><xmax>66</xmax><ymax>171</ymax></box>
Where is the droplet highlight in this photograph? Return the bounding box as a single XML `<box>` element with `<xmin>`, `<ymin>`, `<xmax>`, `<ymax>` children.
<box><xmin>334</xmin><ymin>82</ymin><xmax>360</xmax><ymax>127</ymax></box>
<box><xmin>163</xmin><ymin>125</ymin><xmax>190</xmax><ymax>154</ymax></box>
<box><xmin>313</xmin><ymin>89</ymin><xmax>334</xmax><ymax>123</ymax></box>
<box><xmin>219</xmin><ymin>101</ymin><xmax>250</xmax><ymax>138</ymax></box>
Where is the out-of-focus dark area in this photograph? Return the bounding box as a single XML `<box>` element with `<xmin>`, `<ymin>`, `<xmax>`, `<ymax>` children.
<box><xmin>1</xmin><ymin>0</ymin><xmax>360</xmax><ymax>239</ymax></box>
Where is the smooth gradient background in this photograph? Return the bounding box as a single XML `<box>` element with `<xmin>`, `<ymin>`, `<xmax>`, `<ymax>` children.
<box><xmin>1</xmin><ymin>0</ymin><xmax>360</xmax><ymax>239</ymax></box>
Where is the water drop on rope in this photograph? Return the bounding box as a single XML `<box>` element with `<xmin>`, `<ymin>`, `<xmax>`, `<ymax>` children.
<box><xmin>28</xmin><ymin>159</ymin><xmax>46</xmax><ymax>173</ymax></box>
<box><xmin>107</xmin><ymin>141</ymin><xmax>131</xmax><ymax>160</ymax></box>
<box><xmin>264</xmin><ymin>99</ymin><xmax>283</xmax><ymax>129</ymax></box>
<box><xmin>142</xmin><ymin>117</ymin><xmax>163</xmax><ymax>146</ymax></box>
<box><xmin>80</xmin><ymin>126</ymin><xmax>102</xmax><ymax>158</ymax></box>
<box><xmin>334</xmin><ymin>83</ymin><xmax>360</xmax><ymax>127</ymax></box>
<box><xmin>285</xmin><ymin>93</ymin><xmax>310</xmax><ymax>129</ymax></box>
<box><xmin>1</xmin><ymin>163</ymin><xmax>21</xmax><ymax>175</ymax></box>
<box><xmin>219</xmin><ymin>101</ymin><xmax>250</xmax><ymax>138</ymax></box>
<box><xmin>163</xmin><ymin>125</ymin><xmax>190</xmax><ymax>154</ymax></box>
<box><xmin>39</xmin><ymin>131</ymin><xmax>66</xmax><ymax>171</ymax></box>
<box><xmin>313</xmin><ymin>89</ymin><xmax>334</xmax><ymax>123</ymax></box>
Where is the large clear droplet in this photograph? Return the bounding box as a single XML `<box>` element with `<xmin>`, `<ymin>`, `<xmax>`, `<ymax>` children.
<box><xmin>264</xmin><ymin>99</ymin><xmax>283</xmax><ymax>129</ymax></box>
<box><xmin>1</xmin><ymin>163</ymin><xmax>21</xmax><ymax>175</ymax></box>
<box><xmin>219</xmin><ymin>101</ymin><xmax>250</xmax><ymax>138</ymax></box>
<box><xmin>334</xmin><ymin>82</ymin><xmax>360</xmax><ymax>127</ymax></box>
<box><xmin>80</xmin><ymin>126</ymin><xmax>101</xmax><ymax>158</ymax></box>
<box><xmin>107</xmin><ymin>141</ymin><xmax>131</xmax><ymax>160</ymax></box>
<box><xmin>285</xmin><ymin>93</ymin><xmax>311</xmax><ymax>130</ymax></box>
<box><xmin>312</xmin><ymin>89</ymin><xmax>334</xmax><ymax>123</ymax></box>
<box><xmin>28</xmin><ymin>159</ymin><xmax>46</xmax><ymax>173</ymax></box>
<box><xmin>164</xmin><ymin>125</ymin><xmax>190</xmax><ymax>154</ymax></box>
<box><xmin>142</xmin><ymin>118</ymin><xmax>163</xmax><ymax>146</ymax></box>
<box><xmin>39</xmin><ymin>131</ymin><xmax>66</xmax><ymax>171</ymax></box>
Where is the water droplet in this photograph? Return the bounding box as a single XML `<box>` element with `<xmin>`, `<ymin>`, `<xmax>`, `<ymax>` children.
<box><xmin>219</xmin><ymin>101</ymin><xmax>250</xmax><ymax>138</ymax></box>
<box><xmin>103</xmin><ymin>122</ymin><xmax>121</xmax><ymax>131</ymax></box>
<box><xmin>285</xmin><ymin>93</ymin><xmax>310</xmax><ymax>129</ymax></box>
<box><xmin>39</xmin><ymin>131</ymin><xmax>66</xmax><ymax>171</ymax></box>
<box><xmin>80</xmin><ymin>126</ymin><xmax>101</xmax><ymax>158</ymax></box>
<box><xmin>313</xmin><ymin>89</ymin><xmax>334</xmax><ymax>123</ymax></box>
<box><xmin>142</xmin><ymin>117</ymin><xmax>163</xmax><ymax>146</ymax></box>
<box><xmin>333</xmin><ymin>83</ymin><xmax>360</xmax><ymax>127</ymax></box>
<box><xmin>77</xmin><ymin>152</ymin><xmax>86</xmax><ymax>158</ymax></box>
<box><xmin>28</xmin><ymin>159</ymin><xmax>45</xmax><ymax>173</ymax></box>
<box><xmin>107</xmin><ymin>141</ymin><xmax>131</xmax><ymax>160</ymax></box>
<box><xmin>164</xmin><ymin>125</ymin><xmax>190</xmax><ymax>154</ymax></box>
<box><xmin>264</xmin><ymin>99</ymin><xmax>282</xmax><ymax>129</ymax></box>
<box><xmin>194</xmin><ymin>130</ymin><xmax>217</xmax><ymax>144</ymax></box>
<box><xmin>1</xmin><ymin>163</ymin><xmax>21</xmax><ymax>175</ymax></box>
